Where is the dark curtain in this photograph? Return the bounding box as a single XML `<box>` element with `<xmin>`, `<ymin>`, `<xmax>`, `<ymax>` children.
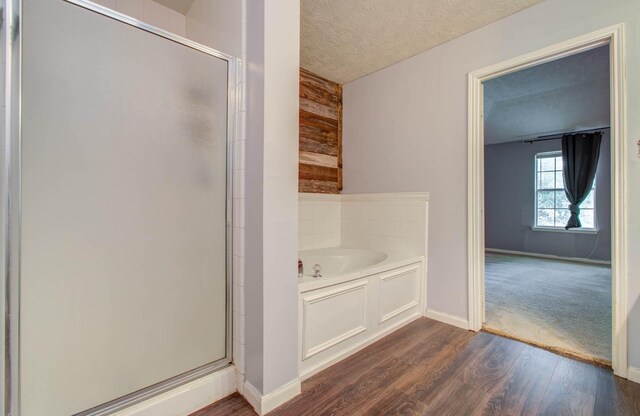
<box><xmin>561</xmin><ymin>132</ymin><xmax>602</xmax><ymax>229</ymax></box>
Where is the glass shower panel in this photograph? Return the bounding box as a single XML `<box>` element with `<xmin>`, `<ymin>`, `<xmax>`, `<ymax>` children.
<box><xmin>89</xmin><ymin>0</ymin><xmax>190</xmax><ymax>39</ymax></box>
<box><xmin>21</xmin><ymin>1</ymin><xmax>229</xmax><ymax>415</ymax></box>
<box><xmin>85</xmin><ymin>0</ymin><xmax>243</xmax><ymax>59</ymax></box>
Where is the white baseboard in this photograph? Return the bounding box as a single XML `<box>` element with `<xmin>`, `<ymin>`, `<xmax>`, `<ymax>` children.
<box><xmin>242</xmin><ymin>381</ymin><xmax>262</xmax><ymax>413</ymax></box>
<box><xmin>112</xmin><ymin>366</ymin><xmax>236</xmax><ymax>416</ymax></box>
<box><xmin>485</xmin><ymin>248</ymin><xmax>611</xmax><ymax>265</ymax></box>
<box><xmin>425</xmin><ymin>309</ymin><xmax>470</xmax><ymax>330</ymax></box>
<box><xmin>628</xmin><ymin>367</ymin><xmax>640</xmax><ymax>384</ymax></box>
<box><xmin>243</xmin><ymin>378</ymin><xmax>301</xmax><ymax>415</ymax></box>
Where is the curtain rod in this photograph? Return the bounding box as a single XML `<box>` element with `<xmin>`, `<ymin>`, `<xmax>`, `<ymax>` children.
<box><xmin>521</xmin><ymin>127</ymin><xmax>610</xmax><ymax>144</ymax></box>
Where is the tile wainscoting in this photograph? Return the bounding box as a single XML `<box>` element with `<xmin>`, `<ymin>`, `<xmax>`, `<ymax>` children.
<box><xmin>298</xmin><ymin>192</ymin><xmax>428</xmax><ymax>257</ymax></box>
<box><xmin>299</xmin><ymin>193</ymin><xmax>342</xmax><ymax>250</ymax></box>
<box><xmin>341</xmin><ymin>193</ymin><xmax>428</xmax><ymax>256</ymax></box>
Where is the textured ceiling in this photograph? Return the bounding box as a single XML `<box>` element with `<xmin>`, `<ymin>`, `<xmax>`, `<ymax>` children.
<box><xmin>484</xmin><ymin>45</ymin><xmax>610</xmax><ymax>145</ymax></box>
<box><xmin>153</xmin><ymin>0</ymin><xmax>196</xmax><ymax>15</ymax></box>
<box><xmin>301</xmin><ymin>0</ymin><xmax>544</xmax><ymax>84</ymax></box>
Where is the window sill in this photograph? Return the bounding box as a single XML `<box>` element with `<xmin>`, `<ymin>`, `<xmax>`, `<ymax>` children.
<box><xmin>531</xmin><ymin>226</ymin><xmax>599</xmax><ymax>234</ymax></box>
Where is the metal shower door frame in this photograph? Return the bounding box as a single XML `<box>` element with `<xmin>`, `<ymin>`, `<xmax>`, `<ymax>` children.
<box><xmin>1</xmin><ymin>1</ymin><xmax>239</xmax><ymax>414</ymax></box>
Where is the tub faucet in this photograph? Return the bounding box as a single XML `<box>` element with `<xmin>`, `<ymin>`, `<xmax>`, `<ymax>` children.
<box><xmin>312</xmin><ymin>264</ymin><xmax>322</xmax><ymax>278</ymax></box>
<box><xmin>298</xmin><ymin>259</ymin><xmax>304</xmax><ymax>279</ymax></box>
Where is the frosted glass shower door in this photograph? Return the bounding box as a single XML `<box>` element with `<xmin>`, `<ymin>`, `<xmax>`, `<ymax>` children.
<box><xmin>20</xmin><ymin>1</ymin><xmax>230</xmax><ymax>415</ymax></box>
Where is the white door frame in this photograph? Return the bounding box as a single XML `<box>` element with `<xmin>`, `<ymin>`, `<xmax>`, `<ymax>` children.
<box><xmin>467</xmin><ymin>24</ymin><xmax>628</xmax><ymax>377</ymax></box>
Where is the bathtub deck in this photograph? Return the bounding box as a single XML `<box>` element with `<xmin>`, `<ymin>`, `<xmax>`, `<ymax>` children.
<box><xmin>190</xmin><ymin>317</ymin><xmax>640</xmax><ymax>416</ymax></box>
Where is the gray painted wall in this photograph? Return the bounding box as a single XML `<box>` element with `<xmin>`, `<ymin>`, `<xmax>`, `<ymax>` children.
<box><xmin>484</xmin><ymin>133</ymin><xmax>611</xmax><ymax>261</ymax></box>
<box><xmin>342</xmin><ymin>0</ymin><xmax>640</xmax><ymax>368</ymax></box>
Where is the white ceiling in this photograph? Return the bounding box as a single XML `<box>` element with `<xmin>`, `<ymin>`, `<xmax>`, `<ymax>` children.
<box><xmin>484</xmin><ymin>45</ymin><xmax>610</xmax><ymax>145</ymax></box>
<box><xmin>154</xmin><ymin>0</ymin><xmax>196</xmax><ymax>15</ymax></box>
<box><xmin>301</xmin><ymin>0</ymin><xmax>544</xmax><ymax>84</ymax></box>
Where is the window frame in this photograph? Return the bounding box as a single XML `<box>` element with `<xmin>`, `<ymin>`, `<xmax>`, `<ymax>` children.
<box><xmin>533</xmin><ymin>150</ymin><xmax>598</xmax><ymax>232</ymax></box>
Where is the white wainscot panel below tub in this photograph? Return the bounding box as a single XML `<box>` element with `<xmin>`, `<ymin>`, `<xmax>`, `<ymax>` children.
<box><xmin>302</xmin><ymin>280</ymin><xmax>368</xmax><ymax>360</ymax></box>
<box><xmin>378</xmin><ymin>265</ymin><xmax>420</xmax><ymax>324</ymax></box>
<box><xmin>299</xmin><ymin>259</ymin><xmax>424</xmax><ymax>379</ymax></box>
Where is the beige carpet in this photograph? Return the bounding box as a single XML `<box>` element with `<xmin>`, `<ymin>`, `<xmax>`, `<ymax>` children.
<box><xmin>484</xmin><ymin>252</ymin><xmax>611</xmax><ymax>363</ymax></box>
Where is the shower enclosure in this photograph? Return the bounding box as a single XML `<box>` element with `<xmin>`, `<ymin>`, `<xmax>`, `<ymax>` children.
<box><xmin>1</xmin><ymin>0</ymin><xmax>235</xmax><ymax>414</ymax></box>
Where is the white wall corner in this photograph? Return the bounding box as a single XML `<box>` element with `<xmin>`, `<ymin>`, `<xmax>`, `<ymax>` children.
<box><xmin>628</xmin><ymin>367</ymin><xmax>640</xmax><ymax>385</ymax></box>
<box><xmin>242</xmin><ymin>378</ymin><xmax>301</xmax><ymax>415</ymax></box>
<box><xmin>425</xmin><ymin>309</ymin><xmax>470</xmax><ymax>331</ymax></box>
<box><xmin>235</xmin><ymin>369</ymin><xmax>245</xmax><ymax>395</ymax></box>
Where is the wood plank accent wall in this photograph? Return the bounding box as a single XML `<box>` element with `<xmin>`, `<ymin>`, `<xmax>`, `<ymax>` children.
<box><xmin>299</xmin><ymin>68</ymin><xmax>343</xmax><ymax>193</ymax></box>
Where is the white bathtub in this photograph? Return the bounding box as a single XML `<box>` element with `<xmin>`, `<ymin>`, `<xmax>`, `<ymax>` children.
<box><xmin>298</xmin><ymin>247</ymin><xmax>426</xmax><ymax>379</ymax></box>
<box><xmin>299</xmin><ymin>247</ymin><xmax>387</xmax><ymax>278</ymax></box>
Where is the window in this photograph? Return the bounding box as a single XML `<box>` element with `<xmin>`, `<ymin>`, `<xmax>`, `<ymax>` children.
<box><xmin>535</xmin><ymin>151</ymin><xmax>595</xmax><ymax>229</ymax></box>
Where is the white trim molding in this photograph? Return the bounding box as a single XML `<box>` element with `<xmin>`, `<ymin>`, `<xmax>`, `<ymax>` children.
<box><xmin>467</xmin><ymin>24</ymin><xmax>628</xmax><ymax>377</ymax></box>
<box><xmin>112</xmin><ymin>366</ymin><xmax>236</xmax><ymax>416</ymax></box>
<box><xmin>298</xmin><ymin>192</ymin><xmax>342</xmax><ymax>202</ymax></box>
<box><xmin>302</xmin><ymin>280</ymin><xmax>369</xmax><ymax>360</ymax></box>
<box><xmin>243</xmin><ymin>378</ymin><xmax>301</xmax><ymax>416</ymax></box>
<box><xmin>298</xmin><ymin>192</ymin><xmax>429</xmax><ymax>202</ymax></box>
<box><xmin>425</xmin><ymin>309</ymin><xmax>470</xmax><ymax>331</ymax></box>
<box><xmin>299</xmin><ymin>192</ymin><xmax>430</xmax><ymax>203</ymax></box>
<box><xmin>341</xmin><ymin>192</ymin><xmax>429</xmax><ymax>202</ymax></box>
<box><xmin>485</xmin><ymin>248</ymin><xmax>611</xmax><ymax>266</ymax></box>
<box><xmin>531</xmin><ymin>226</ymin><xmax>599</xmax><ymax>235</ymax></box>
<box><xmin>628</xmin><ymin>367</ymin><xmax>640</xmax><ymax>385</ymax></box>
<box><xmin>378</xmin><ymin>264</ymin><xmax>421</xmax><ymax>324</ymax></box>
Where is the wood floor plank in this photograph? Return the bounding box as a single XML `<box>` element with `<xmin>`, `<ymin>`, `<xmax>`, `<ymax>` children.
<box><xmin>304</xmin><ymin>318</ymin><xmax>447</xmax><ymax>388</ymax></box>
<box><xmin>365</xmin><ymin>389</ymin><xmax>421</xmax><ymax>416</ymax></box>
<box><xmin>272</xmin><ymin>319</ymin><xmax>466</xmax><ymax>415</ymax></box>
<box><xmin>270</xmin><ymin>320</ymin><xmax>431</xmax><ymax>415</ymax></box>
<box><xmin>320</xmin><ymin>326</ymin><xmax>469</xmax><ymax>415</ymax></box>
<box><xmin>594</xmin><ymin>367</ymin><xmax>640</xmax><ymax>415</ymax></box>
<box><xmin>190</xmin><ymin>393</ymin><xmax>256</xmax><ymax>416</ymax></box>
<box><xmin>482</xmin><ymin>345</ymin><xmax>560</xmax><ymax>416</ymax></box>
<box><xmin>360</xmin><ymin>332</ymin><xmax>513</xmax><ymax>415</ymax></box>
<box><xmin>189</xmin><ymin>318</ymin><xmax>638</xmax><ymax>416</ymax></box>
<box><xmin>418</xmin><ymin>334</ymin><xmax>526</xmax><ymax>415</ymax></box>
<box><xmin>536</xmin><ymin>356</ymin><xmax>599</xmax><ymax>415</ymax></box>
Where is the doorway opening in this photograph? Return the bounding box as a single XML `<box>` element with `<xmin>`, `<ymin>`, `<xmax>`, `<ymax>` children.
<box><xmin>482</xmin><ymin>45</ymin><xmax>611</xmax><ymax>364</ymax></box>
<box><xmin>467</xmin><ymin>25</ymin><xmax>628</xmax><ymax>377</ymax></box>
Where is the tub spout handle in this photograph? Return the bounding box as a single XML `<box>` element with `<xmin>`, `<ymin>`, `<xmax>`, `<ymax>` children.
<box><xmin>312</xmin><ymin>264</ymin><xmax>322</xmax><ymax>278</ymax></box>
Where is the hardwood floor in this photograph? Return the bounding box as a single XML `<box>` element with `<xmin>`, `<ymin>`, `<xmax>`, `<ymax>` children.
<box><xmin>191</xmin><ymin>318</ymin><xmax>640</xmax><ymax>416</ymax></box>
